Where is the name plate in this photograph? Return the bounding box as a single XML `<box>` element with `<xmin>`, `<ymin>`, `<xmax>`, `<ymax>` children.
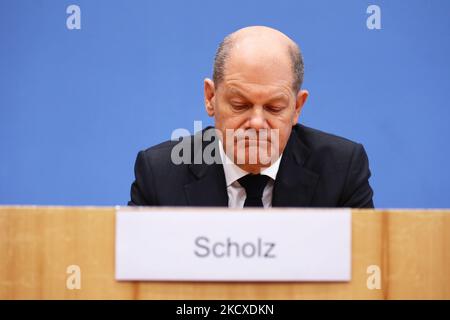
<box><xmin>115</xmin><ymin>208</ymin><xmax>351</xmax><ymax>282</ymax></box>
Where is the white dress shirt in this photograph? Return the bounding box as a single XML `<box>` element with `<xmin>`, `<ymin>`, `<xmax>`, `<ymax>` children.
<box><xmin>218</xmin><ymin>140</ymin><xmax>283</xmax><ymax>208</ymax></box>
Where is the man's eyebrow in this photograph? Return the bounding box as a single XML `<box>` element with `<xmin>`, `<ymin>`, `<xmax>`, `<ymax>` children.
<box><xmin>226</xmin><ymin>87</ymin><xmax>289</xmax><ymax>103</ymax></box>
<box><xmin>226</xmin><ymin>87</ymin><xmax>249</xmax><ymax>99</ymax></box>
<box><xmin>266</xmin><ymin>94</ymin><xmax>290</xmax><ymax>103</ymax></box>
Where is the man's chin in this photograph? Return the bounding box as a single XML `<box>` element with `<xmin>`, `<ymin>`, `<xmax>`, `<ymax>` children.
<box><xmin>232</xmin><ymin>148</ymin><xmax>278</xmax><ymax>167</ymax></box>
<box><xmin>236</xmin><ymin>163</ymin><xmax>268</xmax><ymax>174</ymax></box>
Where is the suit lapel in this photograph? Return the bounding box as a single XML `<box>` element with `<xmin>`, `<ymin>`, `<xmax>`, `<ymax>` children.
<box><xmin>183</xmin><ymin>128</ymin><xmax>228</xmax><ymax>206</ymax></box>
<box><xmin>272</xmin><ymin>128</ymin><xmax>320</xmax><ymax>207</ymax></box>
<box><xmin>184</xmin><ymin>163</ymin><xmax>228</xmax><ymax>206</ymax></box>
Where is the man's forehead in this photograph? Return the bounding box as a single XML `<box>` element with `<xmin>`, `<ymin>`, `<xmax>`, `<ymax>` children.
<box><xmin>223</xmin><ymin>48</ymin><xmax>294</xmax><ymax>93</ymax></box>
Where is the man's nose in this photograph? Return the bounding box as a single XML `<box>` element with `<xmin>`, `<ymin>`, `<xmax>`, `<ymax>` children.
<box><xmin>247</xmin><ymin>107</ymin><xmax>268</xmax><ymax>130</ymax></box>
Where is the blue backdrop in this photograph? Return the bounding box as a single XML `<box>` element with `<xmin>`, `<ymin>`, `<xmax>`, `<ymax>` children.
<box><xmin>1</xmin><ymin>0</ymin><xmax>449</xmax><ymax>208</ymax></box>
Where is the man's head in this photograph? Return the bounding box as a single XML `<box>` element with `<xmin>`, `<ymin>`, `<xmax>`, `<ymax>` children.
<box><xmin>204</xmin><ymin>26</ymin><xmax>309</xmax><ymax>173</ymax></box>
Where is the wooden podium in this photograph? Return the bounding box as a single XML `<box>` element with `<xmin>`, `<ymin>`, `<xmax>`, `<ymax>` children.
<box><xmin>0</xmin><ymin>206</ymin><xmax>449</xmax><ymax>299</ymax></box>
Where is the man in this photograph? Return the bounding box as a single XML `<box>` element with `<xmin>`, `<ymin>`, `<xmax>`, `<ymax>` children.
<box><xmin>129</xmin><ymin>26</ymin><xmax>374</xmax><ymax>208</ymax></box>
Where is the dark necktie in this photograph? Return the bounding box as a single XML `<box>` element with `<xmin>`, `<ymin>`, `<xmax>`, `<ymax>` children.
<box><xmin>238</xmin><ymin>174</ymin><xmax>270</xmax><ymax>207</ymax></box>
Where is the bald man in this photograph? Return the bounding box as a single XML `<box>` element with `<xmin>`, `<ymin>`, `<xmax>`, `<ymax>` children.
<box><xmin>129</xmin><ymin>26</ymin><xmax>374</xmax><ymax>208</ymax></box>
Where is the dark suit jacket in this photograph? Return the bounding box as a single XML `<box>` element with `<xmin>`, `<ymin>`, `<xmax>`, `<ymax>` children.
<box><xmin>128</xmin><ymin>124</ymin><xmax>374</xmax><ymax>208</ymax></box>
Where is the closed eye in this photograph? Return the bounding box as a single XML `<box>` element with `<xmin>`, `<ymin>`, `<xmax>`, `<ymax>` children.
<box><xmin>230</xmin><ymin>103</ymin><xmax>251</xmax><ymax>111</ymax></box>
<box><xmin>264</xmin><ymin>105</ymin><xmax>285</xmax><ymax>113</ymax></box>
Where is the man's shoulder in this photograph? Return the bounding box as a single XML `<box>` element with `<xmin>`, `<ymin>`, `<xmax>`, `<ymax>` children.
<box><xmin>136</xmin><ymin>139</ymin><xmax>176</xmax><ymax>163</ymax></box>
<box><xmin>137</xmin><ymin>129</ymin><xmax>208</xmax><ymax>166</ymax></box>
<box><xmin>142</xmin><ymin>139</ymin><xmax>179</xmax><ymax>153</ymax></box>
<box><xmin>295</xmin><ymin>124</ymin><xmax>361</xmax><ymax>149</ymax></box>
<box><xmin>293</xmin><ymin>124</ymin><xmax>365</xmax><ymax>167</ymax></box>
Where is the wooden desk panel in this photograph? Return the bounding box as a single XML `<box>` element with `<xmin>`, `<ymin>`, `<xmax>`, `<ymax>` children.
<box><xmin>0</xmin><ymin>207</ymin><xmax>448</xmax><ymax>299</ymax></box>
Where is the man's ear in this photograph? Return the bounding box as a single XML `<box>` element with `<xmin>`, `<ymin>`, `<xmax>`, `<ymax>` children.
<box><xmin>292</xmin><ymin>89</ymin><xmax>309</xmax><ymax>125</ymax></box>
<box><xmin>204</xmin><ymin>78</ymin><xmax>216</xmax><ymax>117</ymax></box>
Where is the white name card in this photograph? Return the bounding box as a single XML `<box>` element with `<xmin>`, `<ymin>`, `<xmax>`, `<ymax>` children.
<box><xmin>115</xmin><ymin>207</ymin><xmax>351</xmax><ymax>282</ymax></box>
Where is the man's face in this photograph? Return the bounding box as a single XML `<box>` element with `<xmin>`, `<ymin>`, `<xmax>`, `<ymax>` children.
<box><xmin>204</xmin><ymin>40</ymin><xmax>308</xmax><ymax>173</ymax></box>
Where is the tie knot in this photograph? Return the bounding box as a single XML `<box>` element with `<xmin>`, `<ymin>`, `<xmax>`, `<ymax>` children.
<box><xmin>238</xmin><ymin>174</ymin><xmax>270</xmax><ymax>199</ymax></box>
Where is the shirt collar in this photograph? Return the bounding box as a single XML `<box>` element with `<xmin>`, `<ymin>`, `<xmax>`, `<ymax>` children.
<box><xmin>218</xmin><ymin>139</ymin><xmax>283</xmax><ymax>187</ymax></box>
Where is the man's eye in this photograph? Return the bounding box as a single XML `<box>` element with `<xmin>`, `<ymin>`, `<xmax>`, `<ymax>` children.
<box><xmin>265</xmin><ymin>105</ymin><xmax>284</xmax><ymax>113</ymax></box>
<box><xmin>231</xmin><ymin>103</ymin><xmax>250</xmax><ymax>110</ymax></box>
